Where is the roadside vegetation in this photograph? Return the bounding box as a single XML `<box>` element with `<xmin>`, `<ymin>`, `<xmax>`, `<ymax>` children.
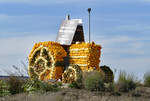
<box><xmin>116</xmin><ymin>70</ymin><xmax>139</xmax><ymax>92</ymax></box>
<box><xmin>0</xmin><ymin>64</ymin><xmax>150</xmax><ymax>101</ymax></box>
<box><xmin>144</xmin><ymin>71</ymin><xmax>150</xmax><ymax>87</ymax></box>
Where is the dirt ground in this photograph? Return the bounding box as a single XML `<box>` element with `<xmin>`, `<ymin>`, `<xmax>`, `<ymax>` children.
<box><xmin>0</xmin><ymin>87</ymin><xmax>150</xmax><ymax>101</ymax></box>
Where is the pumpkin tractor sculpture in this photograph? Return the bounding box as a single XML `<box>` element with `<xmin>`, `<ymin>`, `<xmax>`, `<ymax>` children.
<box><xmin>28</xmin><ymin>15</ymin><xmax>114</xmax><ymax>83</ymax></box>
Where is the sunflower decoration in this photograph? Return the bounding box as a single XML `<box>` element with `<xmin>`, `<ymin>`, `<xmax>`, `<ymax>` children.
<box><xmin>28</xmin><ymin>41</ymin><xmax>67</xmax><ymax>81</ymax></box>
<box><xmin>62</xmin><ymin>65</ymin><xmax>82</xmax><ymax>83</ymax></box>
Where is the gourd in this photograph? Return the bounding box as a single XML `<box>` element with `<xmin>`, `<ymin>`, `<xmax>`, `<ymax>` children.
<box><xmin>69</xmin><ymin>42</ymin><xmax>102</xmax><ymax>72</ymax></box>
<box><xmin>100</xmin><ymin>65</ymin><xmax>114</xmax><ymax>83</ymax></box>
<box><xmin>62</xmin><ymin>65</ymin><xmax>82</xmax><ymax>83</ymax></box>
<box><xmin>28</xmin><ymin>41</ymin><xmax>67</xmax><ymax>81</ymax></box>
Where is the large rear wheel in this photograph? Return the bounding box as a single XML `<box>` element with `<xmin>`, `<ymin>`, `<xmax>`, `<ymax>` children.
<box><xmin>28</xmin><ymin>41</ymin><xmax>67</xmax><ymax>81</ymax></box>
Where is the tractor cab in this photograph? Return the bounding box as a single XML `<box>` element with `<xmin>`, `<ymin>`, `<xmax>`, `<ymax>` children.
<box><xmin>56</xmin><ymin>15</ymin><xmax>85</xmax><ymax>51</ymax></box>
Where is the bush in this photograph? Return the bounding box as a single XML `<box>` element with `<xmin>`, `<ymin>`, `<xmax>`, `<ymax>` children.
<box><xmin>69</xmin><ymin>73</ymin><xmax>83</xmax><ymax>89</ymax></box>
<box><xmin>144</xmin><ymin>72</ymin><xmax>150</xmax><ymax>87</ymax></box>
<box><xmin>104</xmin><ymin>83</ymin><xmax>115</xmax><ymax>92</ymax></box>
<box><xmin>69</xmin><ymin>82</ymin><xmax>80</xmax><ymax>88</ymax></box>
<box><xmin>6</xmin><ymin>76</ymin><xmax>25</xmax><ymax>95</ymax></box>
<box><xmin>117</xmin><ymin>71</ymin><xmax>138</xmax><ymax>92</ymax></box>
<box><xmin>83</xmin><ymin>71</ymin><xmax>105</xmax><ymax>91</ymax></box>
<box><xmin>0</xmin><ymin>80</ymin><xmax>10</xmax><ymax>97</ymax></box>
<box><xmin>23</xmin><ymin>78</ymin><xmax>59</xmax><ymax>93</ymax></box>
<box><xmin>1</xmin><ymin>62</ymin><xmax>28</xmax><ymax>95</ymax></box>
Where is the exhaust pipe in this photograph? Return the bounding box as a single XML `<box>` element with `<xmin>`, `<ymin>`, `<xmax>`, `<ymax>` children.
<box><xmin>88</xmin><ymin>8</ymin><xmax>91</xmax><ymax>43</ymax></box>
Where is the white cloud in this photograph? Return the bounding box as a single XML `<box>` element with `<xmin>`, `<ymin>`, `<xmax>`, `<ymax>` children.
<box><xmin>0</xmin><ymin>34</ymin><xmax>56</xmax><ymax>56</ymax></box>
<box><xmin>143</xmin><ymin>0</ymin><xmax>150</xmax><ymax>2</ymax></box>
<box><xmin>113</xmin><ymin>24</ymin><xmax>150</xmax><ymax>32</ymax></box>
<box><xmin>92</xmin><ymin>35</ymin><xmax>150</xmax><ymax>80</ymax></box>
<box><xmin>0</xmin><ymin>14</ymin><xmax>61</xmax><ymax>38</ymax></box>
<box><xmin>102</xmin><ymin>57</ymin><xmax>150</xmax><ymax>80</ymax></box>
<box><xmin>0</xmin><ymin>14</ymin><xmax>59</xmax><ymax>24</ymax></box>
<box><xmin>0</xmin><ymin>34</ymin><xmax>56</xmax><ymax>75</ymax></box>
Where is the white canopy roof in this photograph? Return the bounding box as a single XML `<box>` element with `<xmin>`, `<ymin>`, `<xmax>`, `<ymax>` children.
<box><xmin>56</xmin><ymin>19</ymin><xmax>83</xmax><ymax>45</ymax></box>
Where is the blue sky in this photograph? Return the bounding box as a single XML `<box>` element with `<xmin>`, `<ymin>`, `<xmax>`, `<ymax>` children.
<box><xmin>0</xmin><ymin>0</ymin><xmax>150</xmax><ymax>80</ymax></box>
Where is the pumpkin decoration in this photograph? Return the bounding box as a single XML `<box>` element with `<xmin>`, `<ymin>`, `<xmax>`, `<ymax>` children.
<box><xmin>62</xmin><ymin>65</ymin><xmax>82</xmax><ymax>83</ymax></box>
<box><xmin>69</xmin><ymin>42</ymin><xmax>102</xmax><ymax>72</ymax></box>
<box><xmin>28</xmin><ymin>41</ymin><xmax>67</xmax><ymax>81</ymax></box>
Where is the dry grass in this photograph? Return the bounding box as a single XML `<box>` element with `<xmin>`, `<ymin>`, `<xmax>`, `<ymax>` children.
<box><xmin>1</xmin><ymin>88</ymin><xmax>150</xmax><ymax>101</ymax></box>
<box><xmin>144</xmin><ymin>72</ymin><xmax>150</xmax><ymax>87</ymax></box>
<box><xmin>116</xmin><ymin>71</ymin><xmax>139</xmax><ymax>92</ymax></box>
